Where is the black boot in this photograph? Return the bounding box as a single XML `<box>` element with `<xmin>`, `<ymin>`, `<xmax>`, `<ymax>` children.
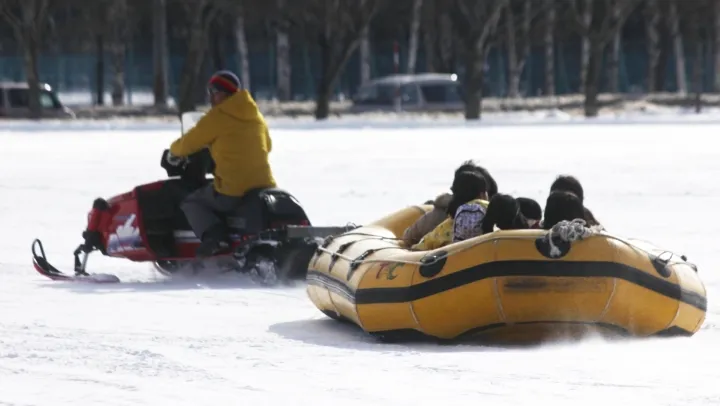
<box><xmin>196</xmin><ymin>225</ymin><xmax>230</xmax><ymax>258</ymax></box>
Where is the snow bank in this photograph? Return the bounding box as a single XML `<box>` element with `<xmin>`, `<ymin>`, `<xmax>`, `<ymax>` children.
<box><xmin>2</xmin><ymin>106</ymin><xmax>720</xmax><ymax>133</ymax></box>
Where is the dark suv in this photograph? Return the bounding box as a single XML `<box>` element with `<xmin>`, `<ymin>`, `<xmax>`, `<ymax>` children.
<box><xmin>0</xmin><ymin>82</ymin><xmax>75</xmax><ymax>119</ymax></box>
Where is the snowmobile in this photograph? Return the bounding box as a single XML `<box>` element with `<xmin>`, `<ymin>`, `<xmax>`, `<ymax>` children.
<box><xmin>31</xmin><ymin>114</ymin><xmax>355</xmax><ymax>284</ymax></box>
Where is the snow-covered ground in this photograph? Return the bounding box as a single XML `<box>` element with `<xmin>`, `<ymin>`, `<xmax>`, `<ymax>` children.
<box><xmin>1</xmin><ymin>117</ymin><xmax>719</xmax><ymax>405</ymax></box>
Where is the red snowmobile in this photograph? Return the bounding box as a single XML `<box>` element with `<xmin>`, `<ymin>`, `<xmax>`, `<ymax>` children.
<box><xmin>31</xmin><ymin>147</ymin><xmax>354</xmax><ymax>284</ymax></box>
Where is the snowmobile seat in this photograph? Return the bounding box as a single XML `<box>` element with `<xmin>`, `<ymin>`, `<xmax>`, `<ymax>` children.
<box><xmin>221</xmin><ymin>187</ymin><xmax>311</xmax><ymax>234</ymax></box>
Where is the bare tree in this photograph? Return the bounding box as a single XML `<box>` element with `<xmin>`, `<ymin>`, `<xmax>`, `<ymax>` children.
<box><xmin>234</xmin><ymin>1</ymin><xmax>251</xmax><ymax>91</ymax></box>
<box><xmin>406</xmin><ymin>0</ymin><xmax>423</xmax><ymax>73</ymax></box>
<box><xmin>422</xmin><ymin>0</ymin><xmax>458</xmax><ymax>73</ymax></box>
<box><xmin>359</xmin><ymin>0</ymin><xmax>372</xmax><ymax>85</ymax></box>
<box><xmin>686</xmin><ymin>0</ymin><xmax>712</xmax><ymax>111</ymax></box>
<box><xmin>667</xmin><ymin>0</ymin><xmax>686</xmax><ymax>94</ymax></box>
<box><xmin>175</xmin><ymin>0</ymin><xmax>221</xmax><ymax>114</ymax></box>
<box><xmin>421</xmin><ymin>0</ymin><xmax>438</xmax><ymax>72</ymax></box>
<box><xmin>69</xmin><ymin>0</ymin><xmax>117</xmax><ymax>106</ymax></box>
<box><xmin>153</xmin><ymin>0</ymin><xmax>169</xmax><ymax>107</ymax></box>
<box><xmin>448</xmin><ymin>0</ymin><xmax>507</xmax><ymax>120</ymax></box>
<box><xmin>544</xmin><ymin>0</ymin><xmax>555</xmax><ymax>96</ymax></box>
<box><xmin>281</xmin><ymin>0</ymin><xmax>385</xmax><ymax>120</ymax></box>
<box><xmin>1</xmin><ymin>0</ymin><xmax>50</xmax><ymax>119</ymax></box>
<box><xmin>504</xmin><ymin>0</ymin><xmax>544</xmax><ymax>98</ymax></box>
<box><xmin>607</xmin><ymin>1</ymin><xmax>622</xmax><ymax>93</ymax></box>
<box><xmin>567</xmin><ymin>0</ymin><xmax>640</xmax><ymax>117</ymax></box>
<box><xmin>715</xmin><ymin>0</ymin><xmax>720</xmax><ymax>92</ymax></box>
<box><xmin>107</xmin><ymin>0</ymin><xmax>129</xmax><ymax>106</ymax></box>
<box><xmin>644</xmin><ymin>0</ymin><xmax>661</xmax><ymax>92</ymax></box>
<box><xmin>579</xmin><ymin>0</ymin><xmax>591</xmax><ymax>94</ymax></box>
<box><xmin>359</xmin><ymin>25</ymin><xmax>372</xmax><ymax>84</ymax></box>
<box><xmin>275</xmin><ymin>0</ymin><xmax>292</xmax><ymax>100</ymax></box>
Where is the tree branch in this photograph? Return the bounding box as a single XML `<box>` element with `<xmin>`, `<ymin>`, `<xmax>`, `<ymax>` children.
<box><xmin>0</xmin><ymin>1</ymin><xmax>25</xmax><ymax>39</ymax></box>
<box><xmin>478</xmin><ymin>0</ymin><xmax>508</xmax><ymax>46</ymax></box>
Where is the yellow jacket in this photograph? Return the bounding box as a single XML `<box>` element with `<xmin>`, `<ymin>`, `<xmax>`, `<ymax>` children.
<box><xmin>169</xmin><ymin>90</ymin><xmax>276</xmax><ymax>196</ymax></box>
<box><xmin>412</xmin><ymin>198</ymin><xmax>489</xmax><ymax>251</ymax></box>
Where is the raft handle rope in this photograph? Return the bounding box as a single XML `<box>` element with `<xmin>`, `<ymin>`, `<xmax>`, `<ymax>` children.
<box><xmin>545</xmin><ymin>219</ymin><xmax>602</xmax><ymax>258</ymax></box>
<box><xmin>314</xmin><ymin>221</ymin><xmax>690</xmax><ymax>271</ymax></box>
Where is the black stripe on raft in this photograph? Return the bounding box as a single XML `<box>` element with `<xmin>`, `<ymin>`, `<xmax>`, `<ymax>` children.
<box><xmin>365</xmin><ymin>322</ymin><xmax>695</xmax><ymax>343</ymax></box>
<box><xmin>306</xmin><ymin>260</ymin><xmax>707</xmax><ymax>311</ymax></box>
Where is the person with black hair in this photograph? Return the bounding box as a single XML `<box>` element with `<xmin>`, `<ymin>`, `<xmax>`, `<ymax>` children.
<box><xmin>550</xmin><ymin>175</ymin><xmax>584</xmax><ymax>201</ymax></box>
<box><xmin>456</xmin><ymin>159</ymin><xmax>498</xmax><ymax>198</ymax></box>
<box><xmin>542</xmin><ymin>190</ymin><xmax>587</xmax><ymax>230</ymax></box>
<box><xmin>549</xmin><ymin>174</ymin><xmax>601</xmax><ymax>227</ymax></box>
<box><xmin>517</xmin><ymin>197</ymin><xmax>542</xmax><ymax>228</ymax></box>
<box><xmin>411</xmin><ymin>171</ymin><xmax>489</xmax><ymax>250</ymax></box>
<box><xmin>480</xmin><ymin>194</ymin><xmax>528</xmax><ymax>233</ymax></box>
<box><xmin>403</xmin><ymin>160</ymin><xmax>498</xmax><ymax>245</ymax></box>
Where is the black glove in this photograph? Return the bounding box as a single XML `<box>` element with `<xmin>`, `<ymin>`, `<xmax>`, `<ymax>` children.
<box><xmin>166</xmin><ymin>151</ymin><xmax>185</xmax><ymax>166</ymax></box>
<box><xmin>161</xmin><ymin>149</ymin><xmax>187</xmax><ymax>177</ymax></box>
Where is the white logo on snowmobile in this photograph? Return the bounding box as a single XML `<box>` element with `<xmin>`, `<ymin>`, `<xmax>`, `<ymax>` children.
<box><xmin>106</xmin><ymin>214</ymin><xmax>142</xmax><ymax>254</ymax></box>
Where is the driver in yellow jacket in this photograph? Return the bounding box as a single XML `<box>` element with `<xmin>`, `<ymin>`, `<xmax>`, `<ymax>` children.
<box><xmin>166</xmin><ymin>70</ymin><xmax>277</xmax><ymax>257</ymax></box>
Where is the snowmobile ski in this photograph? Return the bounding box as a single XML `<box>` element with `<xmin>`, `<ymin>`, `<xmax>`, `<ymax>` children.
<box><xmin>31</xmin><ymin>239</ymin><xmax>120</xmax><ymax>283</ymax></box>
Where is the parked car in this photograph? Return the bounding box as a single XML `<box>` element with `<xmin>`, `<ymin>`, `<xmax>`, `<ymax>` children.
<box><xmin>350</xmin><ymin>73</ymin><xmax>464</xmax><ymax>113</ymax></box>
<box><xmin>0</xmin><ymin>81</ymin><xmax>75</xmax><ymax>119</ymax></box>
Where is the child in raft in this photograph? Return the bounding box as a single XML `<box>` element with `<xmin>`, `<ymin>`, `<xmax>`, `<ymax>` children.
<box><xmin>402</xmin><ymin>160</ymin><xmax>498</xmax><ymax>246</ymax></box>
<box><xmin>541</xmin><ymin>190</ymin><xmax>587</xmax><ymax>229</ymax></box>
<box><xmin>411</xmin><ymin>171</ymin><xmax>489</xmax><ymax>251</ymax></box>
<box><xmin>548</xmin><ymin>174</ymin><xmax>602</xmax><ymax>228</ymax></box>
<box><xmin>480</xmin><ymin>194</ymin><xmax>543</xmax><ymax>233</ymax></box>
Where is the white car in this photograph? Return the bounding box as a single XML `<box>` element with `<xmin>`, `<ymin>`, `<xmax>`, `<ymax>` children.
<box><xmin>0</xmin><ymin>81</ymin><xmax>75</xmax><ymax>119</ymax></box>
<box><xmin>350</xmin><ymin>73</ymin><xmax>464</xmax><ymax>113</ymax></box>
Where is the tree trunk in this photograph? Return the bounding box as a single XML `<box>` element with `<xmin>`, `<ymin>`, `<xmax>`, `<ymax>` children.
<box><xmin>109</xmin><ymin>0</ymin><xmax>128</xmax><ymax>106</ymax></box>
<box><xmin>422</xmin><ymin>0</ymin><xmax>437</xmax><ymax>72</ymax></box>
<box><xmin>438</xmin><ymin>12</ymin><xmax>454</xmax><ymax>73</ymax></box>
<box><xmin>275</xmin><ymin>0</ymin><xmax>291</xmax><ymax>100</ymax></box>
<box><xmin>452</xmin><ymin>0</ymin><xmax>506</xmax><ymax>120</ymax></box>
<box><xmin>608</xmin><ymin>2</ymin><xmax>621</xmax><ymax>93</ymax></box>
<box><xmin>464</xmin><ymin>46</ymin><xmax>487</xmax><ymax>120</ymax></box>
<box><xmin>507</xmin><ymin>1</ymin><xmax>531</xmax><ymax>98</ymax></box>
<box><xmin>505</xmin><ymin>6</ymin><xmax>518</xmax><ymax>97</ymax></box>
<box><xmin>276</xmin><ymin>31</ymin><xmax>291</xmax><ymax>100</ymax></box>
<box><xmin>315</xmin><ymin>25</ymin><xmax>366</xmax><ymax>120</ymax></box>
<box><xmin>714</xmin><ymin>1</ymin><xmax>720</xmax><ymax>91</ymax></box>
<box><xmin>96</xmin><ymin>34</ymin><xmax>105</xmax><ymax>106</ymax></box>
<box><xmin>579</xmin><ymin>0</ymin><xmax>592</xmax><ymax>93</ymax></box>
<box><xmin>359</xmin><ymin>26</ymin><xmax>371</xmax><ymax>84</ymax></box>
<box><xmin>583</xmin><ymin>40</ymin><xmax>604</xmax><ymax>117</ymax></box>
<box><xmin>110</xmin><ymin>42</ymin><xmax>125</xmax><ymax>106</ymax></box>
<box><xmin>544</xmin><ymin>0</ymin><xmax>555</xmax><ymax>96</ymax></box>
<box><xmin>645</xmin><ymin>0</ymin><xmax>660</xmax><ymax>92</ymax></box>
<box><xmin>406</xmin><ymin>0</ymin><xmax>423</xmax><ymax>73</ymax></box>
<box><xmin>656</xmin><ymin>31</ymin><xmax>669</xmax><ymax>91</ymax></box>
<box><xmin>234</xmin><ymin>5</ymin><xmax>251</xmax><ymax>91</ymax></box>
<box><xmin>694</xmin><ymin>41</ymin><xmax>703</xmax><ymax>113</ymax></box>
<box><xmin>316</xmin><ymin>42</ymin><xmax>333</xmax><ymax>120</ymax></box>
<box><xmin>152</xmin><ymin>0</ymin><xmax>169</xmax><ymax>107</ymax></box>
<box><xmin>23</xmin><ymin>35</ymin><xmax>41</xmax><ymax>119</ymax></box>
<box><xmin>668</xmin><ymin>1</ymin><xmax>686</xmax><ymax>94</ymax></box>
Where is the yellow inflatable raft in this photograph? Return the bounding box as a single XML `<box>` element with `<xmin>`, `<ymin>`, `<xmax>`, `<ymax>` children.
<box><xmin>305</xmin><ymin>205</ymin><xmax>707</xmax><ymax>344</ymax></box>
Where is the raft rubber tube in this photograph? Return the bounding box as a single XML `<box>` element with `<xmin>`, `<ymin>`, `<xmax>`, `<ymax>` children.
<box><xmin>305</xmin><ymin>205</ymin><xmax>707</xmax><ymax>344</ymax></box>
